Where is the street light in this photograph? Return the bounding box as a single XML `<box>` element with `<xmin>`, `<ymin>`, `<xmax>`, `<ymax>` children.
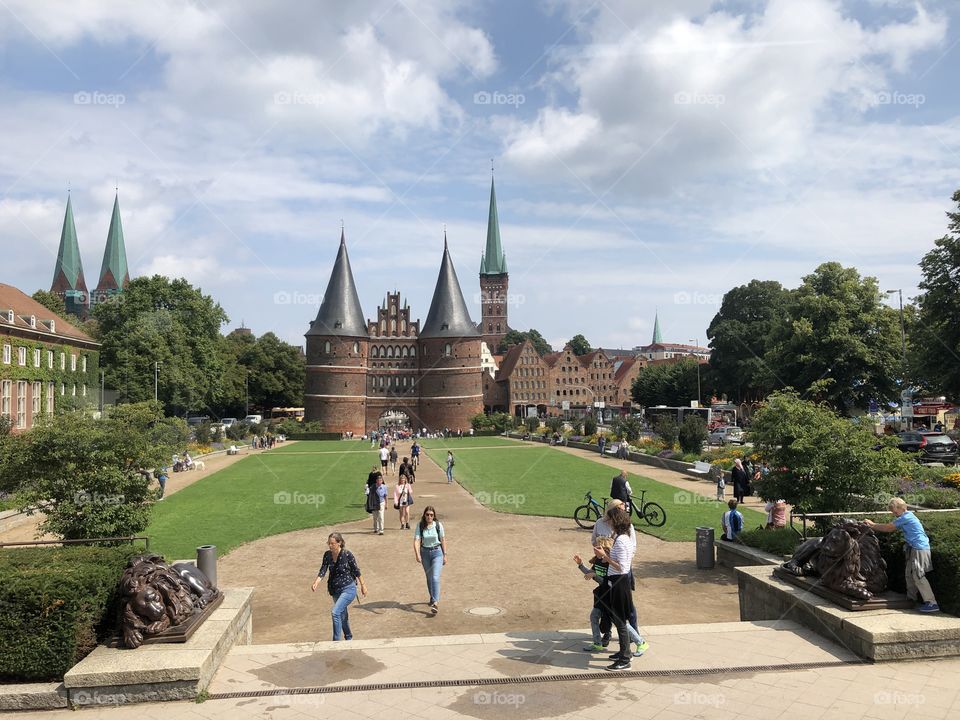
<box><xmin>885</xmin><ymin>289</ymin><xmax>908</xmax><ymax>429</ymax></box>
<box><xmin>689</xmin><ymin>338</ymin><xmax>701</xmax><ymax>405</ymax></box>
<box><xmin>154</xmin><ymin>361</ymin><xmax>161</xmax><ymax>402</ymax></box>
<box><xmin>244</xmin><ymin>370</ymin><xmax>250</xmax><ymax>416</ymax></box>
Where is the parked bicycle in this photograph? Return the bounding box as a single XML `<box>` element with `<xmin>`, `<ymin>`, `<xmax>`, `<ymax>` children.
<box><xmin>573</xmin><ymin>489</ymin><xmax>667</xmax><ymax>530</ymax></box>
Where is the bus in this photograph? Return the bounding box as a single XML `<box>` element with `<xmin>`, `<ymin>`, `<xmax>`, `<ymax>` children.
<box><xmin>269</xmin><ymin>407</ymin><xmax>304</xmax><ymax>422</ymax></box>
<box><xmin>643</xmin><ymin>405</ymin><xmax>737</xmax><ymax>430</ymax></box>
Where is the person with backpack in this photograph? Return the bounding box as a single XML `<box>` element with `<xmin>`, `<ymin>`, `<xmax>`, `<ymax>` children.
<box><xmin>721</xmin><ymin>500</ymin><xmax>744</xmax><ymax>541</ymax></box>
<box><xmin>413</xmin><ymin>506</ymin><xmax>447</xmax><ymax>613</ymax></box>
<box><xmin>445</xmin><ymin>451</ymin><xmax>455</xmax><ymax>484</ymax></box>
<box><xmin>310</xmin><ymin>533</ymin><xmax>367</xmax><ymax>640</ymax></box>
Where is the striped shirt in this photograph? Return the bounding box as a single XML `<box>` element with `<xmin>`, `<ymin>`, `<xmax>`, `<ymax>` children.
<box><xmin>608</xmin><ymin>534</ymin><xmax>634</xmax><ymax>576</ymax></box>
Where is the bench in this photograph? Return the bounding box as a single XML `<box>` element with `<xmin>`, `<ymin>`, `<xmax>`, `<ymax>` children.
<box><xmin>689</xmin><ymin>460</ymin><xmax>712</xmax><ymax>476</ymax></box>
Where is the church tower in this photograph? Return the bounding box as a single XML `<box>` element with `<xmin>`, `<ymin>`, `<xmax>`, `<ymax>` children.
<box><xmin>304</xmin><ymin>230</ymin><xmax>369</xmax><ymax>434</ymax></box>
<box><xmin>50</xmin><ymin>194</ymin><xmax>89</xmax><ymax>319</ymax></box>
<box><xmin>479</xmin><ymin>173</ymin><xmax>509</xmax><ymax>351</ymax></box>
<box><xmin>92</xmin><ymin>193</ymin><xmax>130</xmax><ymax>307</ymax></box>
<box><xmin>419</xmin><ymin>233</ymin><xmax>483</xmax><ymax>430</ymax></box>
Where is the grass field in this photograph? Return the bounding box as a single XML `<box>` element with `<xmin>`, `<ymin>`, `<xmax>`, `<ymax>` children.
<box><xmin>417</xmin><ymin>436</ymin><xmax>527</xmax><ymax>450</ymax></box>
<box><xmin>423</xmin><ymin>444</ymin><xmax>766</xmax><ymax>542</ymax></box>
<box><xmin>146</xmin><ymin>441</ymin><xmax>377</xmax><ymax>559</ymax></box>
<box><xmin>268</xmin><ymin>439</ymin><xmax>371</xmax><ymax>453</ymax></box>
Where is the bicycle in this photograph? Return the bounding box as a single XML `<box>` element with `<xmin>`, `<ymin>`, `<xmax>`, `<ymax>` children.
<box><xmin>573</xmin><ymin>489</ymin><xmax>667</xmax><ymax>530</ymax></box>
<box><xmin>573</xmin><ymin>490</ymin><xmax>608</xmax><ymax>530</ymax></box>
<box><xmin>628</xmin><ymin>490</ymin><xmax>666</xmax><ymax>528</ymax></box>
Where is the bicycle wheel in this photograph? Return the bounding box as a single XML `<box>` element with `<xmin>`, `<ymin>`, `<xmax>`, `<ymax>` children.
<box><xmin>574</xmin><ymin>503</ymin><xmax>601</xmax><ymax>530</ymax></box>
<box><xmin>641</xmin><ymin>502</ymin><xmax>666</xmax><ymax>527</ymax></box>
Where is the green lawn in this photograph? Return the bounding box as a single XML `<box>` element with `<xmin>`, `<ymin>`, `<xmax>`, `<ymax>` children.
<box><xmin>424</xmin><ymin>445</ymin><xmax>766</xmax><ymax>542</ymax></box>
<box><xmin>418</xmin><ymin>436</ymin><xmax>525</xmax><ymax>450</ymax></box>
<box><xmin>269</xmin><ymin>439</ymin><xmax>371</xmax><ymax>453</ymax></box>
<box><xmin>147</xmin><ymin>441</ymin><xmax>376</xmax><ymax>559</ymax></box>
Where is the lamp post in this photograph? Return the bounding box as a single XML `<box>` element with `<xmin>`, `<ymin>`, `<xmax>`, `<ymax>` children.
<box><xmin>885</xmin><ymin>289</ymin><xmax>908</xmax><ymax>430</ymax></box>
<box><xmin>244</xmin><ymin>370</ymin><xmax>249</xmax><ymax>416</ymax></box>
<box><xmin>689</xmin><ymin>338</ymin><xmax>702</xmax><ymax>405</ymax></box>
<box><xmin>154</xmin><ymin>361</ymin><xmax>161</xmax><ymax>402</ymax></box>
<box><xmin>100</xmin><ymin>370</ymin><xmax>105</xmax><ymax>413</ymax></box>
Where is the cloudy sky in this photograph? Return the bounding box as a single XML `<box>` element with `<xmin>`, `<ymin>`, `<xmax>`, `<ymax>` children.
<box><xmin>1</xmin><ymin>0</ymin><xmax>958</xmax><ymax>352</ymax></box>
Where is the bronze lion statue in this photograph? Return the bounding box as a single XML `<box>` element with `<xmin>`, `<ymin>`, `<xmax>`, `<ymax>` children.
<box><xmin>118</xmin><ymin>554</ymin><xmax>218</xmax><ymax>648</ymax></box>
<box><xmin>780</xmin><ymin>520</ymin><xmax>887</xmax><ymax>601</ymax></box>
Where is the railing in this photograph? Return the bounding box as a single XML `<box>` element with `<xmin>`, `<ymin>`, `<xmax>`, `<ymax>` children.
<box><xmin>0</xmin><ymin>535</ymin><xmax>150</xmax><ymax>549</ymax></box>
<box><xmin>791</xmin><ymin>509</ymin><xmax>960</xmax><ymax>539</ymax></box>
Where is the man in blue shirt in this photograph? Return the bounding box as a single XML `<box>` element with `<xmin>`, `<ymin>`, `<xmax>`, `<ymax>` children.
<box><xmin>865</xmin><ymin>497</ymin><xmax>939</xmax><ymax>612</ymax></box>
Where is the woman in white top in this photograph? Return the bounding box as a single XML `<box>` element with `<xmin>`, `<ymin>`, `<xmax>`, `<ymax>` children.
<box><xmin>594</xmin><ymin>507</ymin><xmax>639</xmax><ymax>671</ymax></box>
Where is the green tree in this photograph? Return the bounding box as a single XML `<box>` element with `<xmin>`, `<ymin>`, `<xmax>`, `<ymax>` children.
<box><xmin>3</xmin><ymin>402</ymin><xmax>188</xmax><ymax>539</ymax></box>
<box><xmin>471</xmin><ymin>412</ymin><xmax>495</xmax><ymax>431</ymax></box>
<box><xmin>915</xmin><ymin>190</ymin><xmax>960</xmax><ymax>398</ymax></box>
<box><xmin>583</xmin><ymin>415</ymin><xmax>597</xmax><ymax>436</ymax></box>
<box><xmin>568</xmin><ymin>334</ymin><xmax>591</xmax><ymax>356</ymax></box>
<box><xmin>706</xmin><ymin>280</ymin><xmax>789</xmax><ymax>402</ymax></box>
<box><xmin>654</xmin><ymin>415</ymin><xmax>679</xmax><ymax>448</ymax></box>
<box><xmin>498</xmin><ymin>329</ymin><xmax>553</xmax><ymax>356</ymax></box>
<box><xmin>94</xmin><ymin>276</ymin><xmax>228</xmax><ymax>416</ymax></box>
<box><xmin>489</xmin><ymin>412</ymin><xmax>516</xmax><ymax>433</ymax></box>
<box><xmin>678</xmin><ymin>414</ymin><xmax>707</xmax><ymax>454</ymax></box>
<box><xmin>30</xmin><ymin>290</ymin><xmax>70</xmax><ymax>321</ymax></box>
<box><xmin>611</xmin><ymin>414</ymin><xmax>642</xmax><ymax>441</ymax></box>
<box><xmin>765</xmin><ymin>263</ymin><xmax>901</xmax><ymax>415</ymax></box>
<box><xmin>631</xmin><ymin>358</ymin><xmax>700</xmax><ymax>407</ymax></box>
<box><xmin>545</xmin><ymin>416</ymin><xmax>565</xmax><ymax>433</ymax></box>
<box><xmin>524</xmin><ymin>415</ymin><xmax>539</xmax><ymax>432</ymax></box>
<box><xmin>749</xmin><ymin>391</ymin><xmax>910</xmax><ymax>514</ymax></box>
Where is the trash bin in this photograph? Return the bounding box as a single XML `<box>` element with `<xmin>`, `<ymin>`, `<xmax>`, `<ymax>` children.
<box><xmin>197</xmin><ymin>545</ymin><xmax>218</xmax><ymax>588</ymax></box>
<box><xmin>695</xmin><ymin>527</ymin><xmax>715</xmax><ymax>569</ymax></box>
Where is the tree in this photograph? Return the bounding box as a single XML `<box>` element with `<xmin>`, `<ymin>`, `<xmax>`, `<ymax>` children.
<box><xmin>30</xmin><ymin>290</ymin><xmax>70</xmax><ymax>321</ymax></box>
<box><xmin>498</xmin><ymin>329</ymin><xmax>553</xmax><ymax>356</ymax></box>
<box><xmin>94</xmin><ymin>276</ymin><xmax>229</xmax><ymax>416</ymax></box>
<box><xmin>3</xmin><ymin>402</ymin><xmax>189</xmax><ymax>539</ymax></box>
<box><xmin>654</xmin><ymin>416</ymin><xmax>678</xmax><ymax>448</ymax></box>
<box><xmin>490</xmin><ymin>412</ymin><xmax>516</xmax><ymax>433</ymax></box>
<box><xmin>915</xmin><ymin>190</ymin><xmax>960</xmax><ymax>398</ymax></box>
<box><xmin>471</xmin><ymin>412</ymin><xmax>495</xmax><ymax>431</ymax></box>
<box><xmin>765</xmin><ymin>263</ymin><xmax>901</xmax><ymax>415</ymax></box>
<box><xmin>750</xmin><ymin>391</ymin><xmax>910</xmax><ymax>514</ymax></box>
<box><xmin>584</xmin><ymin>415</ymin><xmax>597</xmax><ymax>436</ymax></box>
<box><xmin>611</xmin><ymin>414</ymin><xmax>642</xmax><ymax>441</ymax></box>
<box><xmin>678</xmin><ymin>415</ymin><xmax>708</xmax><ymax>454</ymax></box>
<box><xmin>631</xmin><ymin>358</ymin><xmax>700</xmax><ymax>407</ymax></box>
<box><xmin>706</xmin><ymin>280</ymin><xmax>789</xmax><ymax>402</ymax></box>
<box><xmin>524</xmin><ymin>415</ymin><xmax>539</xmax><ymax>432</ymax></box>
<box><xmin>568</xmin><ymin>334</ymin><xmax>591</xmax><ymax>356</ymax></box>
<box><xmin>545</xmin><ymin>416</ymin><xmax>565</xmax><ymax>433</ymax></box>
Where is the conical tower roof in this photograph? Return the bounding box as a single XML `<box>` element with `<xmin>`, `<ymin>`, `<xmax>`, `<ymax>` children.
<box><xmin>421</xmin><ymin>234</ymin><xmax>479</xmax><ymax>339</ymax></box>
<box><xmin>306</xmin><ymin>230</ymin><xmax>368</xmax><ymax>337</ymax></box>
<box><xmin>95</xmin><ymin>193</ymin><xmax>129</xmax><ymax>293</ymax></box>
<box><xmin>479</xmin><ymin>176</ymin><xmax>507</xmax><ymax>275</ymax></box>
<box><xmin>652</xmin><ymin>312</ymin><xmax>663</xmax><ymax>344</ymax></box>
<box><xmin>51</xmin><ymin>194</ymin><xmax>87</xmax><ymax>295</ymax></box>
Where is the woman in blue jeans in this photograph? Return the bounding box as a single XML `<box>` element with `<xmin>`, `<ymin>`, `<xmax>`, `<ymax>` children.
<box><xmin>414</xmin><ymin>506</ymin><xmax>447</xmax><ymax>614</ymax></box>
<box><xmin>311</xmin><ymin>533</ymin><xmax>367</xmax><ymax>640</ymax></box>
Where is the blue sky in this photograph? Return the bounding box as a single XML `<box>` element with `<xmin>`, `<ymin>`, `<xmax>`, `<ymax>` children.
<box><xmin>1</xmin><ymin>0</ymin><xmax>958</xmax><ymax>352</ymax></box>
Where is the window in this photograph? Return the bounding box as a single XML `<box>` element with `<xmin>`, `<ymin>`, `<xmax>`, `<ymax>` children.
<box><xmin>33</xmin><ymin>382</ymin><xmax>41</xmax><ymax>416</ymax></box>
<box><xmin>29</xmin><ymin>315</ymin><xmax>36</xmax><ymax>328</ymax></box>
<box><xmin>81</xmin><ymin>356</ymin><xmax>87</xmax><ymax>372</ymax></box>
<box><xmin>82</xmin><ymin>385</ymin><xmax>87</xmax><ymax>397</ymax></box>
<box><xmin>391</xmin><ymin>319</ymin><xmax>396</xmax><ymax>333</ymax></box>
<box><xmin>71</xmin><ymin>354</ymin><xmax>77</xmax><ymax>372</ymax></box>
<box><xmin>324</xmin><ymin>341</ymin><xmax>331</xmax><ymax>354</ymax></box>
<box><xmin>47</xmin><ymin>350</ymin><xmax>53</xmax><ymax>369</ymax></box>
<box><xmin>60</xmin><ymin>352</ymin><xmax>65</xmax><ymax>370</ymax></box>
<box><xmin>16</xmin><ymin>382</ymin><xmax>26</xmax><ymax>428</ymax></box>
<box><xmin>60</xmin><ymin>383</ymin><xmax>65</xmax><ymax>396</ymax></box>
<box><xmin>444</xmin><ymin>344</ymin><xmax>452</xmax><ymax>357</ymax></box>
<box><xmin>18</xmin><ymin>347</ymin><xmax>26</xmax><ymax>366</ymax></box>
<box><xmin>2</xmin><ymin>344</ymin><xmax>9</xmax><ymax>364</ymax></box>
<box><xmin>372</xmin><ymin>346</ymin><xmax>379</xmax><ymax>358</ymax></box>
<box><xmin>0</xmin><ymin>380</ymin><xmax>10</xmax><ymax>419</ymax></box>
<box><xmin>47</xmin><ymin>382</ymin><xmax>54</xmax><ymax>414</ymax></box>
<box><xmin>72</xmin><ymin>384</ymin><xmax>77</xmax><ymax>397</ymax></box>
<box><xmin>353</xmin><ymin>341</ymin><xmax>359</xmax><ymax>354</ymax></box>
<box><xmin>34</xmin><ymin>348</ymin><xmax>40</xmax><ymax>367</ymax></box>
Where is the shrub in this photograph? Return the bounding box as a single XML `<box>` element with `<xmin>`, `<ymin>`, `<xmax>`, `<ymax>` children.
<box><xmin>226</xmin><ymin>421</ymin><xmax>249</xmax><ymax>441</ymax></box>
<box><xmin>567</xmin><ymin>418</ymin><xmax>584</xmax><ymax>435</ymax></box>
<box><xmin>0</xmin><ymin>545</ymin><xmax>136</xmax><ymax>681</ymax></box>
<box><xmin>678</xmin><ymin>415</ymin><xmax>708</xmax><ymax>454</ymax></box>
<box><xmin>738</xmin><ymin>527</ymin><xmax>810</xmax><ymax>557</ymax></box>
<box><xmin>524</xmin><ymin>416</ymin><xmax>539</xmax><ymax>433</ymax></box>
<box><xmin>584</xmin><ymin>416</ymin><xmax>597</xmax><ymax>436</ymax></box>
<box><xmin>470</xmin><ymin>413</ymin><xmax>495</xmax><ymax>431</ymax></box>
<box><xmin>654</xmin><ymin>416</ymin><xmax>679</xmax><ymax>448</ymax></box>
<box><xmin>545</xmin><ymin>416</ymin><xmax>564</xmax><ymax>434</ymax></box>
<box><xmin>193</xmin><ymin>421</ymin><xmax>212</xmax><ymax>445</ymax></box>
<box><xmin>915</xmin><ymin>487</ymin><xmax>960</xmax><ymax>509</ymax></box>
<box><xmin>490</xmin><ymin>413</ymin><xmax>517</xmax><ymax>434</ymax></box>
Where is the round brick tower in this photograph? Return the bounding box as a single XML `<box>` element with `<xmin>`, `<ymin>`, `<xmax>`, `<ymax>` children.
<box><xmin>418</xmin><ymin>235</ymin><xmax>483</xmax><ymax>432</ymax></box>
<box><xmin>304</xmin><ymin>231</ymin><xmax>369</xmax><ymax>435</ymax></box>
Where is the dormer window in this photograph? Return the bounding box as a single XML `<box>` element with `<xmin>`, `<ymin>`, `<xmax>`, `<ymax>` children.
<box><xmin>49</xmin><ymin>319</ymin><xmax>55</xmax><ymax>333</ymax></box>
<box><xmin>441</xmin><ymin>323</ymin><xmax>449</xmax><ymax>331</ymax></box>
<box><xmin>29</xmin><ymin>315</ymin><xmax>36</xmax><ymax>328</ymax></box>
<box><xmin>5</xmin><ymin>310</ymin><xmax>12</xmax><ymax>323</ymax></box>
<box><xmin>334</xmin><ymin>321</ymin><xmax>343</xmax><ymax>329</ymax></box>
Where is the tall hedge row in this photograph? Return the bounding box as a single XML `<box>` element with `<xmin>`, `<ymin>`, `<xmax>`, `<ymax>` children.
<box><xmin>0</xmin><ymin>546</ymin><xmax>135</xmax><ymax>681</ymax></box>
<box><xmin>878</xmin><ymin>514</ymin><xmax>960</xmax><ymax>617</ymax></box>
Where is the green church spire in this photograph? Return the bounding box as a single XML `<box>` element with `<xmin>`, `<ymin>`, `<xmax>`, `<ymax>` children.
<box><xmin>95</xmin><ymin>193</ymin><xmax>129</xmax><ymax>297</ymax></box>
<box><xmin>652</xmin><ymin>312</ymin><xmax>663</xmax><ymax>344</ymax></box>
<box><xmin>50</xmin><ymin>194</ymin><xmax>89</xmax><ymax>317</ymax></box>
<box><xmin>480</xmin><ymin>175</ymin><xmax>507</xmax><ymax>275</ymax></box>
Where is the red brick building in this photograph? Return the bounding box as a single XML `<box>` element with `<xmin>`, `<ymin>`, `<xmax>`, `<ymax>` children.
<box><xmin>304</xmin><ymin>232</ymin><xmax>482</xmax><ymax>434</ymax></box>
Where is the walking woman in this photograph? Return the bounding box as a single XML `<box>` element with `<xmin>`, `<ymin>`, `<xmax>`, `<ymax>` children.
<box><xmin>414</xmin><ymin>506</ymin><xmax>446</xmax><ymax>613</ymax></box>
<box><xmin>594</xmin><ymin>507</ymin><xmax>644</xmax><ymax>671</ymax></box>
<box><xmin>731</xmin><ymin>458</ymin><xmax>750</xmax><ymax>504</ymax></box>
<box><xmin>395</xmin><ymin>474</ymin><xmax>413</xmax><ymax>529</ymax></box>
<box><xmin>445</xmin><ymin>451</ymin><xmax>455</xmax><ymax>484</ymax></box>
<box><xmin>310</xmin><ymin>533</ymin><xmax>367</xmax><ymax>641</ymax></box>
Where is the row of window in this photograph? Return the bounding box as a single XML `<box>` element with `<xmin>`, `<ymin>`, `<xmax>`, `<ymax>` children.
<box><xmin>370</xmin><ymin>376</ymin><xmax>416</xmax><ymax>389</ymax></box>
<box><xmin>0</xmin><ymin>380</ymin><xmax>85</xmax><ymax>429</ymax></box>
<box><xmin>320</xmin><ymin>342</ymin><xmax>454</xmax><ymax>358</ymax></box>
<box><xmin>2</xmin><ymin>345</ymin><xmax>88</xmax><ymax>372</ymax></box>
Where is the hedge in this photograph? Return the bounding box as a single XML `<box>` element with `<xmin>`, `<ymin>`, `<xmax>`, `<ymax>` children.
<box><xmin>0</xmin><ymin>545</ymin><xmax>135</xmax><ymax>681</ymax></box>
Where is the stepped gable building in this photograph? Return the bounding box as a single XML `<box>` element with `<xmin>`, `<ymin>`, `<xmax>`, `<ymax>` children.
<box><xmin>478</xmin><ymin>175</ymin><xmax>510</xmax><ymax>351</ymax></box>
<box><xmin>50</xmin><ymin>192</ymin><xmax>130</xmax><ymax>319</ymax></box>
<box><xmin>304</xmin><ymin>231</ymin><xmax>482</xmax><ymax>434</ymax></box>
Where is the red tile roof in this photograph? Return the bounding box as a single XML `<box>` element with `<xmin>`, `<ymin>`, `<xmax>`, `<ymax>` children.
<box><xmin>0</xmin><ymin>283</ymin><xmax>96</xmax><ymax>344</ymax></box>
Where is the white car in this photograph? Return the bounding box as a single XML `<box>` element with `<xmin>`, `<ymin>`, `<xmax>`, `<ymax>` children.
<box><xmin>221</xmin><ymin>418</ymin><xmax>238</xmax><ymax>427</ymax></box>
<box><xmin>244</xmin><ymin>414</ymin><xmax>263</xmax><ymax>425</ymax></box>
<box><xmin>708</xmin><ymin>426</ymin><xmax>745</xmax><ymax>446</ymax></box>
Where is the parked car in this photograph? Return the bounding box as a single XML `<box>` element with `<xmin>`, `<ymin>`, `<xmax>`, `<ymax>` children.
<box><xmin>186</xmin><ymin>415</ymin><xmax>209</xmax><ymax>426</ymax></box>
<box><xmin>897</xmin><ymin>431</ymin><xmax>958</xmax><ymax>465</ymax></box>
<box><xmin>707</xmin><ymin>426</ymin><xmax>744</xmax><ymax>446</ymax></box>
<box><xmin>244</xmin><ymin>414</ymin><xmax>263</xmax><ymax>425</ymax></box>
<box><xmin>221</xmin><ymin>418</ymin><xmax>238</xmax><ymax>427</ymax></box>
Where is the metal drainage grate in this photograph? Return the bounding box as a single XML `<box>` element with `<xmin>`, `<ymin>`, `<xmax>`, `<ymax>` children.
<box><xmin>206</xmin><ymin>659</ymin><xmax>862</xmax><ymax>701</ymax></box>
